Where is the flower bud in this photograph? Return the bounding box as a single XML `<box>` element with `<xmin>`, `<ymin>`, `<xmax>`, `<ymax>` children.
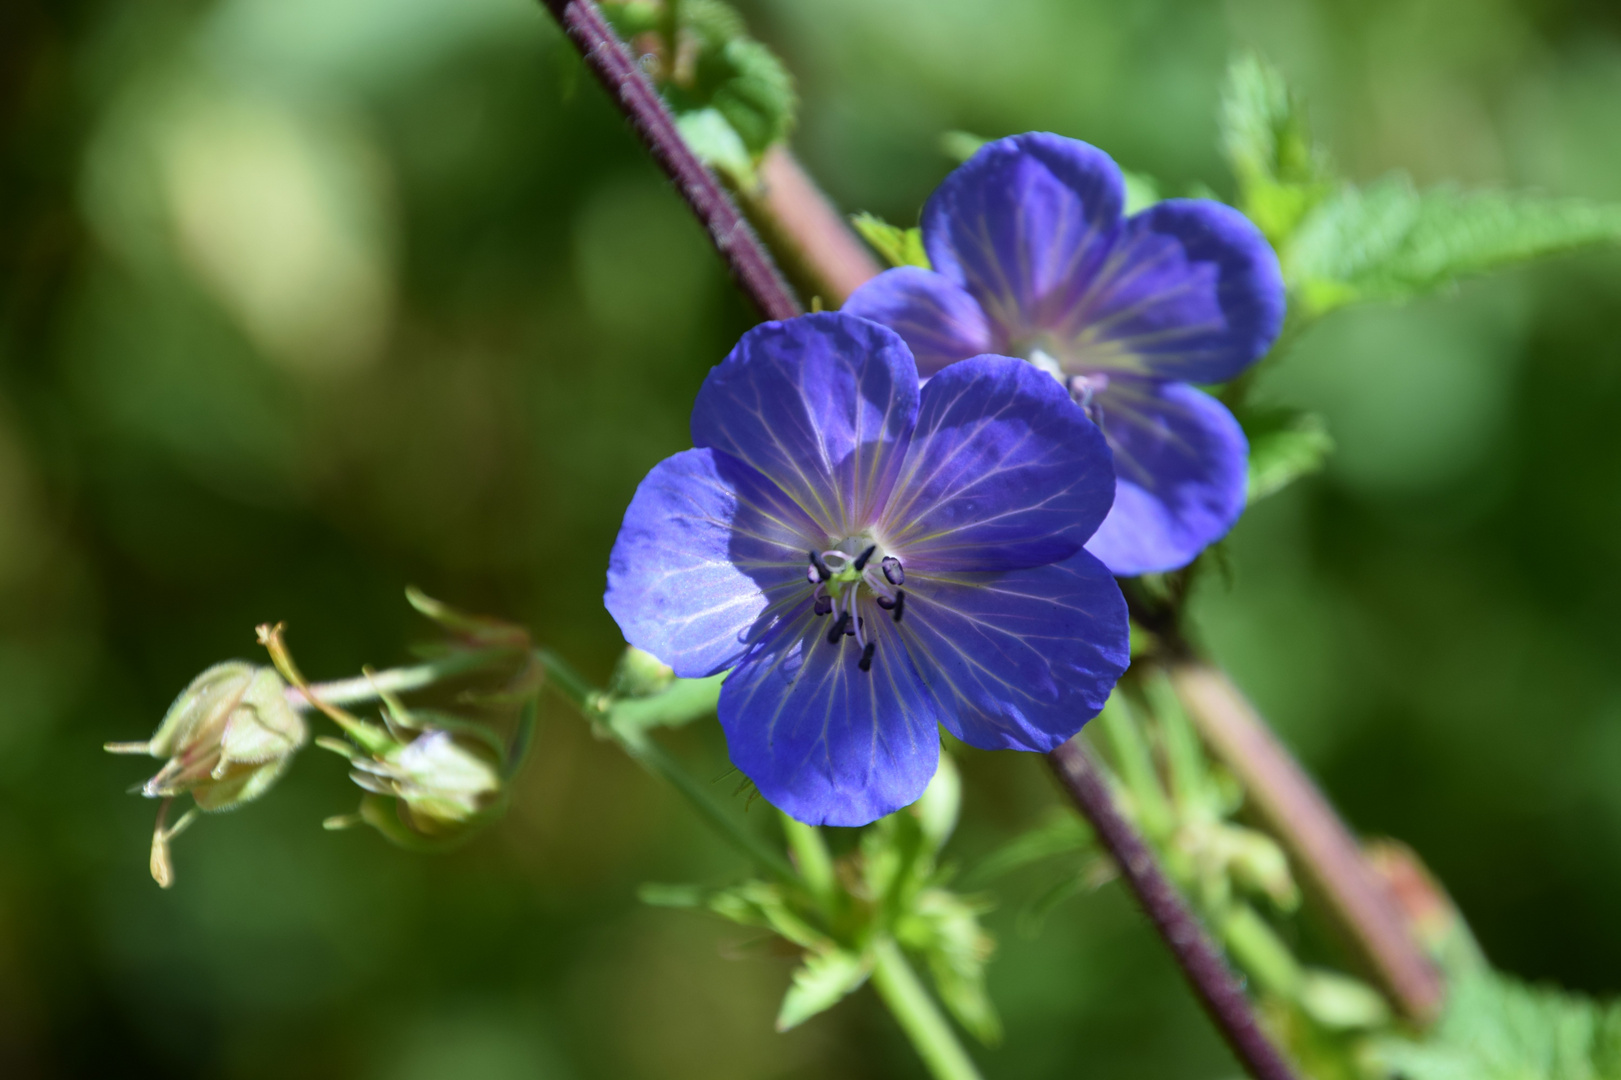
<box><xmin>106</xmin><ymin>661</ymin><xmax>308</xmax><ymax>886</ymax></box>
<box><xmin>108</xmin><ymin>661</ymin><xmax>307</xmax><ymax>811</ymax></box>
<box><xmin>349</xmin><ymin>728</ymin><xmax>504</xmax><ymax>837</ymax></box>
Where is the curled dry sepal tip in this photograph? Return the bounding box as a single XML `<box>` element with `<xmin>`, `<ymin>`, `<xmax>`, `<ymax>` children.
<box><xmin>605</xmin><ymin>311</ymin><xmax>1131</xmax><ymax>827</ymax></box>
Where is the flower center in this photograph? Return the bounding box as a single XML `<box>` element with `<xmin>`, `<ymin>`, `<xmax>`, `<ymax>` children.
<box><xmin>1016</xmin><ymin>344</ymin><xmax>1108</xmax><ymax>425</ymax></box>
<box><xmin>805</xmin><ymin>538</ymin><xmax>905</xmax><ymax>674</ymax></box>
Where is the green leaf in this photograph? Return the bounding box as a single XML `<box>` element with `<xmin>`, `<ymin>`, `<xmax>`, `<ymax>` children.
<box><xmin>707</xmin><ymin>880</ymin><xmax>824</xmax><ymax>949</ymax></box>
<box><xmin>1219</xmin><ymin>52</ymin><xmax>1333</xmax><ymax>244</ymax></box>
<box><xmin>1286</xmin><ymin>175</ymin><xmax>1621</xmax><ymax>315</ymax></box>
<box><xmin>963</xmin><ymin>811</ymin><xmax>1095</xmax><ymax>887</ymax></box>
<box><xmin>939</xmin><ymin>129</ymin><xmax>987</xmax><ymax>164</ymax></box>
<box><xmin>1375</xmin><ymin>970</ymin><xmax>1621</xmax><ymax>1080</ymax></box>
<box><xmin>1242</xmin><ymin>407</ymin><xmax>1334</xmax><ymax>503</ymax></box>
<box><xmin>775</xmin><ymin>948</ymin><xmax>872</xmax><ymax>1031</ymax></box>
<box><xmin>1121</xmin><ymin>168</ymin><xmax>1162</xmax><ymax>215</ymax></box>
<box><xmin>896</xmin><ymin>890</ymin><xmax>1002</xmax><ymax>1045</ymax></box>
<box><xmin>851</xmin><ymin>212</ymin><xmax>930</xmax><ymax>269</ymax></box>
<box><xmin>637</xmin><ymin>882</ymin><xmax>707</xmax><ymax>908</ymax></box>
<box><xmin>676</xmin><ymin>108</ymin><xmax>754</xmax><ymax>186</ymax></box>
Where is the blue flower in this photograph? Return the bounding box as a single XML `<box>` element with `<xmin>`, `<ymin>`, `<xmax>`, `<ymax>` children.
<box><xmin>844</xmin><ymin>133</ymin><xmax>1286</xmax><ymax>576</ymax></box>
<box><xmin>606</xmin><ymin>313</ymin><xmax>1129</xmax><ymax>826</ymax></box>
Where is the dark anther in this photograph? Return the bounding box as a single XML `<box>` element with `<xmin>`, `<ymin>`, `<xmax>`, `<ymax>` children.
<box><xmin>826</xmin><ymin>611</ymin><xmax>851</xmax><ymax>644</ymax></box>
<box><xmin>813</xmin><ymin>594</ymin><xmax>833</xmax><ymax>617</ymax></box>
<box><xmin>846</xmin><ymin>617</ymin><xmax>860</xmax><ymax>637</ymax></box>
<box><xmin>881</xmin><ymin>557</ymin><xmax>904</xmax><ymax>586</ymax></box>
<box><xmin>858</xmin><ymin>642</ymin><xmax>876</xmax><ymax>672</ymax></box>
<box><xmin>853</xmin><ymin>545</ymin><xmax>878</xmax><ymax>572</ymax></box>
<box><xmin>808</xmin><ymin>550</ymin><xmax>832</xmax><ymax>583</ymax></box>
<box><xmin>876</xmin><ymin>595</ymin><xmax>895</xmax><ymax>610</ymax></box>
<box><xmin>891</xmin><ymin>590</ymin><xmax>905</xmax><ymax>623</ymax></box>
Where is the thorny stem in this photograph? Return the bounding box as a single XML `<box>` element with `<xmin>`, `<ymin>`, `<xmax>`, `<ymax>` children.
<box><xmin>869</xmin><ymin>938</ymin><xmax>987</xmax><ymax>1080</ymax></box>
<box><xmin>1047</xmin><ymin>738</ymin><xmax>1301</xmax><ymax>1080</ymax></box>
<box><xmin>537</xmin><ymin>0</ymin><xmax>802</xmax><ymax>321</ymax></box>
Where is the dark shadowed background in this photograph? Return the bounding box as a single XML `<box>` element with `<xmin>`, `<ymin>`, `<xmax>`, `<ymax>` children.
<box><xmin>4</xmin><ymin>0</ymin><xmax>1621</xmax><ymax>1076</ymax></box>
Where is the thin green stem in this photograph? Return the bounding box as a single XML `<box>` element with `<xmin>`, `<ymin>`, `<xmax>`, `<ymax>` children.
<box><xmin>291</xmin><ymin>648</ymin><xmax>515</xmax><ymax>711</ymax></box>
<box><xmin>781</xmin><ymin>814</ymin><xmax>838</xmax><ymax>910</ymax></box>
<box><xmin>624</xmin><ymin>734</ymin><xmax>798</xmax><ymax>885</ymax></box>
<box><xmin>533</xmin><ymin>648</ymin><xmax>796</xmax><ymax>885</ymax></box>
<box><xmin>869</xmin><ymin>938</ymin><xmax>985</xmax><ymax>1080</ymax></box>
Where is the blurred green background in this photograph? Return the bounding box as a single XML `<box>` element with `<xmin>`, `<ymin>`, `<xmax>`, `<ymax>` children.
<box><xmin>4</xmin><ymin>0</ymin><xmax>1621</xmax><ymax>1076</ymax></box>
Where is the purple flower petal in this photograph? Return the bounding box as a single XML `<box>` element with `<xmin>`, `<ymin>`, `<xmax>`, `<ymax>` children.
<box><xmin>1050</xmin><ymin>199</ymin><xmax>1284</xmax><ymax>384</ymax></box>
<box><xmin>922</xmin><ymin>133</ymin><xmax>1124</xmax><ymax>335</ymax></box>
<box><xmin>720</xmin><ymin>602</ymin><xmax>943</xmax><ymax>826</ymax></box>
<box><xmin>841</xmin><ymin>267</ymin><xmax>998</xmax><ymax>377</ymax></box>
<box><xmin>1084</xmin><ymin>379</ymin><xmax>1249</xmax><ymax>576</ymax></box>
<box><xmin>882</xmin><ymin>355</ymin><xmax>1115</xmax><ymax>572</ymax></box>
<box><xmin>896</xmin><ymin>552</ymin><xmax>1128</xmax><ymax>752</ymax></box>
<box><xmin>690</xmin><ymin>313</ymin><xmax>919</xmax><ymax>538</ymax></box>
<box><xmin>606</xmin><ymin>448</ymin><xmax>822</xmax><ymax>678</ymax></box>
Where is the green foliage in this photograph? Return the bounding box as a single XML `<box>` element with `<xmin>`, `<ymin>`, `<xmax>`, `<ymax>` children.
<box><xmin>602</xmin><ymin>0</ymin><xmax>796</xmax><ymax>185</ymax></box>
<box><xmin>1242</xmin><ymin>407</ymin><xmax>1335</xmax><ymax>503</ymax></box>
<box><xmin>777</xmin><ymin>948</ymin><xmax>873</xmax><ymax>1031</ymax></box>
<box><xmin>1220</xmin><ymin>52</ymin><xmax>1334</xmax><ymax>245</ymax></box>
<box><xmin>851</xmin><ymin>212</ymin><xmax>931</xmax><ymax>269</ymax></box>
<box><xmin>1286</xmin><ymin>176</ymin><xmax>1621</xmax><ymax>315</ymax></box>
<box><xmin>1374</xmin><ymin>971</ymin><xmax>1621</xmax><ymax>1080</ymax></box>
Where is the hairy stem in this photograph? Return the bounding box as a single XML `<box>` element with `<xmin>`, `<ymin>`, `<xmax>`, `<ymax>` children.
<box><xmin>733</xmin><ymin>146</ymin><xmax>882</xmax><ymax>306</ymax></box>
<box><xmin>869</xmin><ymin>938</ymin><xmax>986</xmax><ymax>1080</ymax></box>
<box><xmin>1048</xmin><ymin>738</ymin><xmax>1300</xmax><ymax>1080</ymax></box>
<box><xmin>1168</xmin><ymin>659</ymin><xmax>1443</xmax><ymax>1022</ymax></box>
<box><xmin>537</xmin><ymin>0</ymin><xmax>802</xmax><ymax>320</ymax></box>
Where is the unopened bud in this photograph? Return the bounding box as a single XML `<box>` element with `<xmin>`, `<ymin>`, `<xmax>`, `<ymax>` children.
<box><xmin>610</xmin><ymin>646</ymin><xmax>675</xmax><ymax>698</ymax></box>
<box><xmin>107</xmin><ymin>662</ymin><xmax>307</xmax><ymax>886</ymax></box>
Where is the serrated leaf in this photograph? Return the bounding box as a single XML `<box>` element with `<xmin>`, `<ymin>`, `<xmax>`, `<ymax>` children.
<box><xmin>1219</xmin><ymin>52</ymin><xmax>1334</xmax><ymax>244</ymax></box>
<box><xmin>776</xmin><ymin>948</ymin><xmax>872</xmax><ymax>1031</ymax></box>
<box><xmin>896</xmin><ymin>890</ymin><xmax>1002</xmax><ymax>1045</ymax></box>
<box><xmin>1242</xmin><ymin>408</ymin><xmax>1334</xmax><ymax>503</ymax></box>
<box><xmin>1286</xmin><ymin>175</ymin><xmax>1621</xmax><ymax>316</ymax></box>
<box><xmin>851</xmin><ymin>212</ymin><xmax>930</xmax><ymax>269</ymax></box>
<box><xmin>707</xmin><ymin>880</ymin><xmax>824</xmax><ymax>948</ymax></box>
<box><xmin>1375</xmin><ymin>970</ymin><xmax>1621</xmax><ymax>1080</ymax></box>
<box><xmin>676</xmin><ymin>107</ymin><xmax>754</xmax><ymax>186</ymax></box>
<box><xmin>707</xmin><ymin>37</ymin><xmax>794</xmax><ymax>155</ymax></box>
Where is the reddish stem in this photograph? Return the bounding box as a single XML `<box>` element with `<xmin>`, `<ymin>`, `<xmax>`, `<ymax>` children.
<box><xmin>1048</xmin><ymin>739</ymin><xmax>1301</xmax><ymax>1080</ymax></box>
<box><xmin>539</xmin><ymin>0</ymin><xmax>802</xmax><ymax>321</ymax></box>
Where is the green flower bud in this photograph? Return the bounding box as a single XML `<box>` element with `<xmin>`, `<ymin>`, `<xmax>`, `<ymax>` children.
<box><xmin>349</xmin><ymin>728</ymin><xmax>503</xmax><ymax>836</ymax></box>
<box><xmin>106</xmin><ymin>661</ymin><xmax>308</xmax><ymax>886</ymax></box>
<box><xmin>108</xmin><ymin>661</ymin><xmax>307</xmax><ymax>809</ymax></box>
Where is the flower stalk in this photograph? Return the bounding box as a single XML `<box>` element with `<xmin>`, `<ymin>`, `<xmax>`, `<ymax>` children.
<box><xmin>1047</xmin><ymin>738</ymin><xmax>1301</xmax><ymax>1080</ymax></box>
<box><xmin>536</xmin><ymin>0</ymin><xmax>801</xmax><ymax>321</ymax></box>
<box><xmin>869</xmin><ymin>938</ymin><xmax>986</xmax><ymax>1080</ymax></box>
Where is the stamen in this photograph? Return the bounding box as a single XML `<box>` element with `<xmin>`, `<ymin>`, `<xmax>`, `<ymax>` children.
<box><xmin>808</xmin><ymin>550</ymin><xmax>832</xmax><ymax>583</ymax></box>
<box><xmin>858</xmin><ymin>642</ymin><xmax>876</xmax><ymax>672</ymax></box>
<box><xmin>846</xmin><ymin>617</ymin><xmax>860</xmax><ymax>637</ymax></box>
<box><xmin>881</xmin><ymin>557</ymin><xmax>904</xmax><ymax>586</ymax></box>
<box><xmin>826</xmin><ymin>611</ymin><xmax>851</xmax><ymax>644</ymax></box>
<box><xmin>852</xmin><ymin>544</ymin><xmax>877</xmax><ymax>572</ymax></box>
<box><xmin>813</xmin><ymin>594</ymin><xmax>833</xmax><ymax>617</ymax></box>
<box><xmin>876</xmin><ymin>595</ymin><xmax>895</xmax><ymax>610</ymax></box>
<box><xmin>891</xmin><ymin>590</ymin><xmax>905</xmax><ymax>623</ymax></box>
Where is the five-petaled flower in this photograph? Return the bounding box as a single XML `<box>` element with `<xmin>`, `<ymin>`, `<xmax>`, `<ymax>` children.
<box><xmin>844</xmin><ymin>133</ymin><xmax>1286</xmax><ymax>575</ymax></box>
<box><xmin>605</xmin><ymin>313</ymin><xmax>1129</xmax><ymax>826</ymax></box>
